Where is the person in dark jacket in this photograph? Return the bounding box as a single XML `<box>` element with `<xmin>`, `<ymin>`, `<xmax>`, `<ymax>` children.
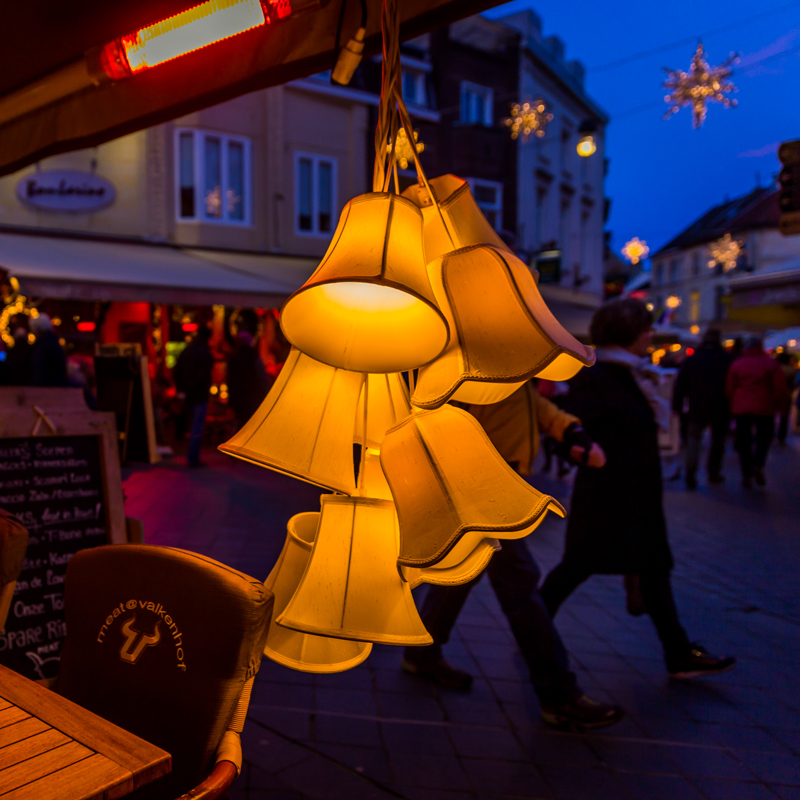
<box><xmin>540</xmin><ymin>298</ymin><xmax>735</xmax><ymax>679</ymax></box>
<box><xmin>726</xmin><ymin>336</ymin><xmax>789</xmax><ymax>487</ymax></box>
<box><xmin>173</xmin><ymin>326</ymin><xmax>214</xmax><ymax>467</ymax></box>
<box><xmin>672</xmin><ymin>328</ymin><xmax>731</xmax><ymax>489</ymax></box>
<box><xmin>30</xmin><ymin>314</ymin><xmax>68</xmax><ymax>387</ymax></box>
<box><xmin>226</xmin><ymin>331</ymin><xmax>272</xmax><ymax>430</ymax></box>
<box><xmin>2</xmin><ymin>317</ymin><xmax>33</xmax><ymax>386</ymax></box>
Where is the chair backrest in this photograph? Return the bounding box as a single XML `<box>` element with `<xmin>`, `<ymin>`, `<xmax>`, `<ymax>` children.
<box><xmin>0</xmin><ymin>510</ymin><xmax>29</xmax><ymax>632</ymax></box>
<box><xmin>56</xmin><ymin>545</ymin><xmax>272</xmax><ymax>797</ymax></box>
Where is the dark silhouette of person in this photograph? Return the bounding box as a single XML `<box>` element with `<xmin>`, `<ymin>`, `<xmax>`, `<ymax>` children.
<box><xmin>30</xmin><ymin>314</ymin><xmax>67</xmax><ymax>387</ymax></box>
<box><xmin>173</xmin><ymin>326</ymin><xmax>214</xmax><ymax>467</ymax></box>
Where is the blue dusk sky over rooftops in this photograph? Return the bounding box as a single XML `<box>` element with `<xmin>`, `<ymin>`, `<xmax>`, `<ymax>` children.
<box><xmin>484</xmin><ymin>0</ymin><xmax>800</xmax><ymax>259</ymax></box>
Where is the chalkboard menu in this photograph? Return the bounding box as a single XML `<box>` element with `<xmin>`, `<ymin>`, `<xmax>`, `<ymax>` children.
<box><xmin>0</xmin><ymin>435</ymin><xmax>108</xmax><ymax>680</ymax></box>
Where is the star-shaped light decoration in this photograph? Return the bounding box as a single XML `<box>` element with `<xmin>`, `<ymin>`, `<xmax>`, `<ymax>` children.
<box><xmin>707</xmin><ymin>233</ymin><xmax>743</xmax><ymax>272</ymax></box>
<box><xmin>387</xmin><ymin>128</ymin><xmax>424</xmax><ymax>170</ymax></box>
<box><xmin>621</xmin><ymin>237</ymin><xmax>649</xmax><ymax>265</ymax></box>
<box><xmin>663</xmin><ymin>43</ymin><xmax>739</xmax><ymax>128</ymax></box>
<box><xmin>503</xmin><ymin>100</ymin><xmax>553</xmax><ymax>142</ymax></box>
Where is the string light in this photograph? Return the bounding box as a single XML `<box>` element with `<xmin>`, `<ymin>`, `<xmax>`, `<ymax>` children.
<box><xmin>707</xmin><ymin>233</ymin><xmax>743</xmax><ymax>271</ymax></box>
<box><xmin>663</xmin><ymin>43</ymin><xmax>739</xmax><ymax>128</ymax></box>
<box><xmin>622</xmin><ymin>237</ymin><xmax>649</xmax><ymax>265</ymax></box>
<box><xmin>666</xmin><ymin>295</ymin><xmax>682</xmax><ymax>309</ymax></box>
<box><xmin>503</xmin><ymin>101</ymin><xmax>553</xmax><ymax>142</ymax></box>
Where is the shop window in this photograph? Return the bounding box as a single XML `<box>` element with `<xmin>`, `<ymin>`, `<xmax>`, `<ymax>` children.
<box><xmin>175</xmin><ymin>129</ymin><xmax>250</xmax><ymax>224</ymax></box>
<box><xmin>460</xmin><ymin>81</ymin><xmax>493</xmax><ymax>126</ymax></box>
<box><xmin>466</xmin><ymin>178</ymin><xmax>503</xmax><ymax>230</ymax></box>
<box><xmin>295</xmin><ymin>153</ymin><xmax>337</xmax><ymax>236</ymax></box>
<box><xmin>689</xmin><ymin>289</ymin><xmax>701</xmax><ymax>322</ymax></box>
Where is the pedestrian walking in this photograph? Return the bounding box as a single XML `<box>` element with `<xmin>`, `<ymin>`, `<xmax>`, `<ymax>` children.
<box><xmin>540</xmin><ymin>298</ymin><xmax>735</xmax><ymax>679</ymax></box>
<box><xmin>2</xmin><ymin>316</ymin><xmax>33</xmax><ymax>386</ymax></box>
<box><xmin>402</xmin><ymin>381</ymin><xmax>625</xmax><ymax>730</ymax></box>
<box><xmin>672</xmin><ymin>328</ymin><xmax>731</xmax><ymax>489</ymax></box>
<box><xmin>226</xmin><ymin>331</ymin><xmax>272</xmax><ymax>430</ymax></box>
<box><xmin>726</xmin><ymin>336</ymin><xmax>789</xmax><ymax>487</ymax></box>
<box><xmin>775</xmin><ymin>352</ymin><xmax>797</xmax><ymax>445</ymax></box>
<box><xmin>173</xmin><ymin>326</ymin><xmax>214</xmax><ymax>468</ymax></box>
<box><xmin>30</xmin><ymin>314</ymin><xmax>68</xmax><ymax>387</ymax></box>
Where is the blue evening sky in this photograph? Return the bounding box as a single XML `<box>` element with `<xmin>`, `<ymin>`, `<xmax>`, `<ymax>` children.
<box><xmin>484</xmin><ymin>0</ymin><xmax>800</xmax><ymax>259</ymax></box>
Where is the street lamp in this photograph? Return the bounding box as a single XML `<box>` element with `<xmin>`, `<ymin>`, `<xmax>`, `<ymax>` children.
<box><xmin>622</xmin><ymin>237</ymin><xmax>649</xmax><ymax>265</ymax></box>
<box><xmin>576</xmin><ymin>120</ymin><xmax>598</xmax><ymax>157</ymax></box>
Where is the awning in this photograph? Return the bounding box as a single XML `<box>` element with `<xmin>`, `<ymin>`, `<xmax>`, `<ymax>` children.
<box><xmin>724</xmin><ymin>264</ymin><xmax>800</xmax><ymax>331</ymax></box>
<box><xmin>0</xmin><ymin>230</ymin><xmax>318</xmax><ymax>306</ymax></box>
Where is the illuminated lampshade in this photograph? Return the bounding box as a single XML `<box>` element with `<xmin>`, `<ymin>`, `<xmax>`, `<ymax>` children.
<box><xmin>354</xmin><ymin>372</ymin><xmax>411</xmax><ymax>447</ymax></box>
<box><xmin>264</xmin><ymin>512</ymin><xmax>372</xmax><ymax>673</ymax></box>
<box><xmin>412</xmin><ymin>245</ymin><xmax>596</xmax><ymax>409</ymax></box>
<box><xmin>402</xmin><ymin>175</ymin><xmax>511</xmax><ymax>264</ymax></box>
<box><xmin>358</xmin><ymin>449</ymin><xmax>393</xmax><ymax>501</ymax></box>
<box><xmin>219</xmin><ymin>348</ymin><xmax>363</xmax><ymax>494</ymax></box>
<box><xmin>402</xmin><ymin>537</ymin><xmax>501</xmax><ymax>589</ymax></box>
<box><xmin>381</xmin><ymin>405</ymin><xmax>565</xmax><ymax>568</ymax></box>
<box><xmin>277</xmin><ymin>495</ymin><xmax>432</xmax><ymax>645</ymax></box>
<box><xmin>280</xmin><ymin>193</ymin><xmax>449</xmax><ymax>373</ymax></box>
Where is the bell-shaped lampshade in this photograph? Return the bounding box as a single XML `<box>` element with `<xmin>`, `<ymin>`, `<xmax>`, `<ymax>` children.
<box><xmin>219</xmin><ymin>348</ymin><xmax>364</xmax><ymax>494</ymax></box>
<box><xmin>381</xmin><ymin>404</ymin><xmax>565</xmax><ymax>568</ymax></box>
<box><xmin>402</xmin><ymin>174</ymin><xmax>511</xmax><ymax>264</ymax></box>
<box><xmin>402</xmin><ymin>536</ymin><xmax>501</xmax><ymax>589</ymax></box>
<box><xmin>280</xmin><ymin>192</ymin><xmax>449</xmax><ymax>373</ymax></box>
<box><xmin>412</xmin><ymin>245</ymin><xmax>596</xmax><ymax>409</ymax></box>
<box><xmin>277</xmin><ymin>495</ymin><xmax>432</xmax><ymax>645</ymax></box>
<box><xmin>354</xmin><ymin>372</ymin><xmax>411</xmax><ymax>447</ymax></box>
<box><xmin>264</xmin><ymin>512</ymin><xmax>372</xmax><ymax>673</ymax></box>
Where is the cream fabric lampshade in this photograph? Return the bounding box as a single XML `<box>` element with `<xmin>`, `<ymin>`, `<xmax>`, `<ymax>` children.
<box><xmin>381</xmin><ymin>404</ymin><xmax>565</xmax><ymax>568</ymax></box>
<box><xmin>264</xmin><ymin>512</ymin><xmax>372</xmax><ymax>673</ymax></box>
<box><xmin>412</xmin><ymin>245</ymin><xmax>596</xmax><ymax>409</ymax></box>
<box><xmin>280</xmin><ymin>192</ymin><xmax>449</xmax><ymax>373</ymax></box>
<box><xmin>402</xmin><ymin>536</ymin><xmax>501</xmax><ymax>590</ymax></box>
<box><xmin>277</xmin><ymin>495</ymin><xmax>432</xmax><ymax>645</ymax></box>
<box><xmin>218</xmin><ymin>348</ymin><xmax>364</xmax><ymax>494</ymax></box>
<box><xmin>354</xmin><ymin>372</ymin><xmax>411</xmax><ymax>448</ymax></box>
<box><xmin>402</xmin><ymin>174</ymin><xmax>512</xmax><ymax>264</ymax></box>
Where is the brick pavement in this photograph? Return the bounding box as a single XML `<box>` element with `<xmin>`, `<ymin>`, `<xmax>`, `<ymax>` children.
<box><xmin>122</xmin><ymin>435</ymin><xmax>800</xmax><ymax>800</ymax></box>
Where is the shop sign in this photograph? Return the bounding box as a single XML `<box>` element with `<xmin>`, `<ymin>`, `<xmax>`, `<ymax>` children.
<box><xmin>16</xmin><ymin>170</ymin><xmax>116</xmax><ymax>213</ymax></box>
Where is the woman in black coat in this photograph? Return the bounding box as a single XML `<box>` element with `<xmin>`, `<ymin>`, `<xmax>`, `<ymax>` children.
<box><xmin>539</xmin><ymin>298</ymin><xmax>735</xmax><ymax>679</ymax></box>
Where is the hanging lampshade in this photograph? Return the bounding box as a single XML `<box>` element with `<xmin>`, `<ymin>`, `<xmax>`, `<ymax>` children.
<box><xmin>277</xmin><ymin>495</ymin><xmax>432</xmax><ymax>646</ymax></box>
<box><xmin>218</xmin><ymin>348</ymin><xmax>364</xmax><ymax>494</ymax></box>
<box><xmin>280</xmin><ymin>193</ymin><xmax>449</xmax><ymax>374</ymax></box>
<box><xmin>402</xmin><ymin>537</ymin><xmax>501</xmax><ymax>589</ymax></box>
<box><xmin>264</xmin><ymin>513</ymin><xmax>372</xmax><ymax>673</ymax></box>
<box><xmin>402</xmin><ymin>174</ymin><xmax>511</xmax><ymax>264</ymax></box>
<box><xmin>354</xmin><ymin>372</ymin><xmax>411</xmax><ymax>447</ymax></box>
<box><xmin>381</xmin><ymin>404</ymin><xmax>565</xmax><ymax>568</ymax></box>
<box><xmin>412</xmin><ymin>245</ymin><xmax>596</xmax><ymax>409</ymax></box>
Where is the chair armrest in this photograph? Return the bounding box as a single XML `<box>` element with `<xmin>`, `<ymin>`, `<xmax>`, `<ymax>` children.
<box><xmin>175</xmin><ymin>761</ymin><xmax>237</xmax><ymax>800</ymax></box>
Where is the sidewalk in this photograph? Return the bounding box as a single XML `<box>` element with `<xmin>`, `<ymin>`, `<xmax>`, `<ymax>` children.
<box><xmin>122</xmin><ymin>437</ymin><xmax>800</xmax><ymax>800</ymax></box>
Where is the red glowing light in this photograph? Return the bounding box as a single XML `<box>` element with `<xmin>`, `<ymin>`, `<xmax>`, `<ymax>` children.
<box><xmin>686</xmin><ymin>347</ymin><xmax>695</xmax><ymax>356</ymax></box>
<box><xmin>77</xmin><ymin>322</ymin><xmax>96</xmax><ymax>332</ymax></box>
<box><xmin>182</xmin><ymin>323</ymin><xmax>199</xmax><ymax>332</ymax></box>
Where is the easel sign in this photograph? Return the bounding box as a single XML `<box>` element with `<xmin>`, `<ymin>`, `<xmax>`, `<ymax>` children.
<box><xmin>0</xmin><ymin>388</ymin><xmax>125</xmax><ymax>680</ymax></box>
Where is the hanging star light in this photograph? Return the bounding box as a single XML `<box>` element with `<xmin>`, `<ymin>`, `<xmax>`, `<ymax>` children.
<box><xmin>503</xmin><ymin>100</ymin><xmax>553</xmax><ymax>142</ymax></box>
<box><xmin>621</xmin><ymin>237</ymin><xmax>649</xmax><ymax>265</ymax></box>
<box><xmin>707</xmin><ymin>233</ymin><xmax>743</xmax><ymax>271</ymax></box>
<box><xmin>663</xmin><ymin>43</ymin><xmax>739</xmax><ymax>128</ymax></box>
<box><xmin>387</xmin><ymin>127</ymin><xmax>424</xmax><ymax>170</ymax></box>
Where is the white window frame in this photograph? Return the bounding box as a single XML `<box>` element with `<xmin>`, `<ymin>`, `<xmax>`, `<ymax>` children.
<box><xmin>466</xmin><ymin>178</ymin><xmax>503</xmax><ymax>231</ymax></box>
<box><xmin>174</xmin><ymin>128</ymin><xmax>251</xmax><ymax>226</ymax></box>
<box><xmin>401</xmin><ymin>70</ymin><xmax>427</xmax><ymax>107</ymax></box>
<box><xmin>294</xmin><ymin>152</ymin><xmax>338</xmax><ymax>238</ymax></box>
<box><xmin>460</xmin><ymin>81</ymin><xmax>493</xmax><ymax>126</ymax></box>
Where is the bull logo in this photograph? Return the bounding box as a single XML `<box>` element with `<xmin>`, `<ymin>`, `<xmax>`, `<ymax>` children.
<box><xmin>119</xmin><ymin>615</ymin><xmax>162</xmax><ymax>664</ymax></box>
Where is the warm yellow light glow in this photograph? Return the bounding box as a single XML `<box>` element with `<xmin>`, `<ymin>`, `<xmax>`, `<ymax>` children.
<box><xmin>666</xmin><ymin>295</ymin><xmax>682</xmax><ymax>309</ymax></box>
<box><xmin>209</xmin><ymin>385</ymin><xmax>219</xmax><ymax>395</ymax></box>
<box><xmin>264</xmin><ymin>512</ymin><xmax>372</xmax><ymax>673</ymax></box>
<box><xmin>27</xmin><ymin>333</ymin><xmax>35</xmax><ymax>344</ymax></box>
<box><xmin>277</xmin><ymin>496</ymin><xmax>432</xmax><ymax>645</ymax></box>
<box><xmin>503</xmin><ymin>100</ymin><xmax>553</xmax><ymax>141</ymax></box>
<box><xmin>388</xmin><ymin>128</ymin><xmax>424</xmax><ymax>169</ymax></box>
<box><xmin>121</xmin><ymin>0</ymin><xmax>266</xmax><ymax>74</ymax></box>
<box><xmin>690</xmin><ymin>324</ymin><xmax>700</xmax><ymax>335</ymax></box>
<box><xmin>670</xmin><ymin>343</ymin><xmax>682</xmax><ymax>352</ymax></box>
<box><xmin>576</xmin><ymin>135</ymin><xmax>596</xmax><ymax>157</ymax></box>
<box><xmin>646</xmin><ymin>302</ymin><xmax>654</xmax><ymax>311</ymax></box>
<box><xmin>52</xmin><ymin>317</ymin><xmax>61</xmax><ymax>327</ymax></box>
<box><xmin>281</xmin><ymin>193</ymin><xmax>449</xmax><ymax>373</ymax></box>
<box><xmin>354</xmin><ymin>373</ymin><xmax>411</xmax><ymax>448</ymax></box>
<box><xmin>789</xmin><ymin>339</ymin><xmax>798</xmax><ymax>347</ymax></box>
<box><xmin>724</xmin><ymin>339</ymin><xmax>735</xmax><ymax>348</ymax></box>
<box><xmin>219</xmin><ymin>349</ymin><xmax>365</xmax><ymax>494</ymax></box>
<box><xmin>403</xmin><ymin>174</ymin><xmax>510</xmax><ymax>264</ymax></box>
<box><xmin>707</xmin><ymin>233</ymin><xmax>743</xmax><ymax>272</ymax></box>
<box><xmin>652</xmin><ymin>348</ymin><xmax>667</xmax><ymax>365</ymax></box>
<box><xmin>28</xmin><ymin>308</ymin><xmax>39</xmax><ymax>319</ymax></box>
<box><xmin>621</xmin><ymin>237</ymin><xmax>649</xmax><ymax>265</ymax></box>
<box><xmin>412</xmin><ymin>244</ymin><xmax>595</xmax><ymax>409</ymax></box>
<box><xmin>381</xmin><ymin>405</ymin><xmax>565</xmax><ymax>568</ymax></box>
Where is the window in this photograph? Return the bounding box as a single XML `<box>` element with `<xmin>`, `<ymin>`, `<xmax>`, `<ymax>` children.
<box><xmin>689</xmin><ymin>290</ymin><xmax>701</xmax><ymax>323</ymax></box>
<box><xmin>175</xmin><ymin>129</ymin><xmax>250</xmax><ymax>224</ymax></box>
<box><xmin>668</xmin><ymin>258</ymin><xmax>680</xmax><ymax>283</ymax></box>
<box><xmin>467</xmin><ymin>179</ymin><xmax>503</xmax><ymax>230</ymax></box>
<box><xmin>295</xmin><ymin>153</ymin><xmax>337</xmax><ymax>236</ymax></box>
<box><xmin>692</xmin><ymin>251</ymin><xmax>701</xmax><ymax>276</ymax></box>
<box><xmin>402</xmin><ymin>71</ymin><xmax>427</xmax><ymax>107</ymax></box>
<box><xmin>460</xmin><ymin>81</ymin><xmax>493</xmax><ymax>126</ymax></box>
<box><xmin>654</xmin><ymin>263</ymin><xmax>663</xmax><ymax>286</ymax></box>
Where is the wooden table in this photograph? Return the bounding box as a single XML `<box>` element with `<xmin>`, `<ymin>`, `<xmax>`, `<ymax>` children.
<box><xmin>0</xmin><ymin>663</ymin><xmax>170</xmax><ymax>799</ymax></box>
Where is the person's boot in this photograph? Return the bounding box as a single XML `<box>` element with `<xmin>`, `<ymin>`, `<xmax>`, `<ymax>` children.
<box><xmin>685</xmin><ymin>474</ymin><xmax>697</xmax><ymax>490</ymax></box>
<box><xmin>667</xmin><ymin>644</ymin><xmax>736</xmax><ymax>679</ymax></box>
<box><xmin>754</xmin><ymin>467</ymin><xmax>766</xmax><ymax>486</ymax></box>
<box><xmin>540</xmin><ymin>693</ymin><xmax>624</xmax><ymax>730</ymax></box>
<box><xmin>401</xmin><ymin>657</ymin><xmax>473</xmax><ymax>691</ymax></box>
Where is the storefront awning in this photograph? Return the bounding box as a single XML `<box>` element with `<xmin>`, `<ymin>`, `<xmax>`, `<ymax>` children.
<box><xmin>724</xmin><ymin>263</ymin><xmax>800</xmax><ymax>332</ymax></box>
<box><xmin>0</xmin><ymin>230</ymin><xmax>318</xmax><ymax>307</ymax></box>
